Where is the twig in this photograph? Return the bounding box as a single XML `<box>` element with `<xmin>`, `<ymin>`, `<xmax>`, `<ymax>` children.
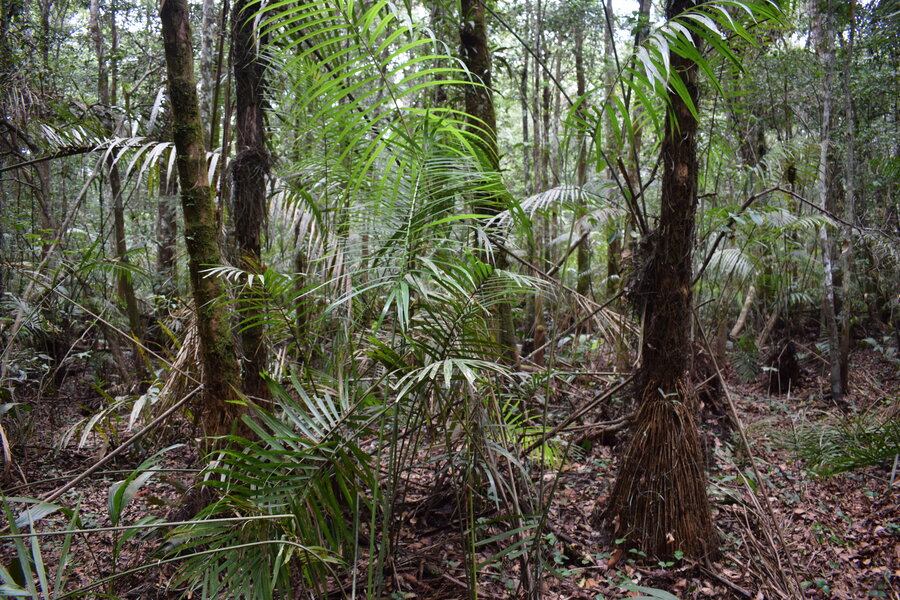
<box><xmin>693</xmin><ymin>186</ymin><xmax>779</xmax><ymax>285</ymax></box>
<box><xmin>773</xmin><ymin>186</ymin><xmax>890</xmax><ymax>238</ymax></box>
<box><xmin>0</xmin><ymin>514</ymin><xmax>293</xmax><ymax>540</ymax></box>
<box><xmin>494</xmin><ymin>239</ymin><xmax>626</xmax><ymax>367</ymax></box>
<box><xmin>699</xmin><ymin>563</ymin><xmax>753</xmax><ymax>598</ymax></box>
<box><xmin>547</xmin><ymin>231</ymin><xmax>588</xmax><ymax>278</ymax></box>
<box><xmin>571</xmin><ymin>415</ymin><xmax>631</xmax><ymax>445</ymax></box>
<box><xmin>441</xmin><ymin>572</ymin><xmax>506</xmax><ymax>599</ymax></box>
<box><xmin>3</xmin><ymin>260</ymin><xmax>200</xmax><ymax>385</ymax></box>
<box><xmin>0</xmin><ymin>145</ymin><xmax>97</xmax><ymax>174</ymax></box>
<box><xmin>0</xmin><ymin>152</ymin><xmax>106</xmax><ymax>381</ymax></box>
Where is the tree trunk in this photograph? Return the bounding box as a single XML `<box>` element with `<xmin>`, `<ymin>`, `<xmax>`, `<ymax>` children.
<box><xmin>575</xmin><ymin>23</ymin><xmax>591</xmax><ymax>300</ymax></box>
<box><xmin>838</xmin><ymin>0</ymin><xmax>856</xmax><ymax>393</ymax></box>
<box><xmin>232</xmin><ymin>0</ymin><xmax>270</xmax><ymax>399</ymax></box>
<box><xmin>602</xmin><ymin>0</ymin><xmax>715</xmax><ymax>560</ymax></box>
<box><xmin>519</xmin><ymin>44</ymin><xmax>530</xmax><ymax>195</ymax></box>
<box><xmin>813</xmin><ymin>0</ymin><xmax>844</xmax><ymax>401</ymax></box>
<box><xmin>429</xmin><ymin>0</ymin><xmax>449</xmax><ymax>107</ymax></box>
<box><xmin>91</xmin><ymin>0</ymin><xmax>144</xmax><ymax>373</ymax></box>
<box><xmin>199</xmin><ymin>0</ymin><xmax>216</xmax><ymax>142</ymax></box>
<box><xmin>460</xmin><ymin>0</ymin><xmax>516</xmax><ymax>361</ymax></box>
<box><xmin>155</xmin><ymin>149</ymin><xmax>179</xmax><ymax>305</ymax></box>
<box><xmin>160</xmin><ymin>0</ymin><xmax>245</xmax><ymax>438</ymax></box>
<box><xmin>612</xmin><ymin>0</ymin><xmax>650</xmax><ymax>371</ymax></box>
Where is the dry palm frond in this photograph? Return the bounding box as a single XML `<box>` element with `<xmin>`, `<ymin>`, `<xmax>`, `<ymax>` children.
<box><xmin>157</xmin><ymin>311</ymin><xmax>201</xmax><ymax>416</ymax></box>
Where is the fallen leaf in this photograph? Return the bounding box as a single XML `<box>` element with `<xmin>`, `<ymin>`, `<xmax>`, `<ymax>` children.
<box><xmin>606</xmin><ymin>548</ymin><xmax>624</xmax><ymax>570</ymax></box>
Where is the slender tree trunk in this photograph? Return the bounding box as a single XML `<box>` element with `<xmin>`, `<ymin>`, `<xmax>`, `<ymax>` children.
<box><xmin>155</xmin><ymin>110</ymin><xmax>179</xmax><ymax>309</ymax></box>
<box><xmin>460</xmin><ymin>0</ymin><xmax>516</xmax><ymax>361</ymax></box>
<box><xmin>532</xmin><ymin>0</ymin><xmax>544</xmax><ymax>194</ymax></box>
<box><xmin>814</xmin><ymin>0</ymin><xmax>843</xmax><ymax>401</ymax></box>
<box><xmin>90</xmin><ymin>0</ymin><xmax>109</xmax><ymax>106</ymax></box>
<box><xmin>602</xmin><ymin>0</ymin><xmax>714</xmax><ymax>560</ymax></box>
<box><xmin>429</xmin><ymin>0</ymin><xmax>449</xmax><ymax>107</ymax></box>
<box><xmin>612</xmin><ymin>0</ymin><xmax>650</xmax><ymax>370</ymax></box>
<box><xmin>91</xmin><ymin>0</ymin><xmax>144</xmax><ymax>371</ymax></box>
<box><xmin>838</xmin><ymin>0</ymin><xmax>856</xmax><ymax>392</ymax></box>
<box><xmin>160</xmin><ymin>0</ymin><xmax>244</xmax><ymax>438</ymax></box>
<box><xmin>574</xmin><ymin>23</ymin><xmax>591</xmax><ymax>299</ymax></box>
<box><xmin>199</xmin><ymin>0</ymin><xmax>216</xmax><ymax>141</ymax></box>
<box><xmin>156</xmin><ymin>146</ymin><xmax>179</xmax><ymax>306</ymax></box>
<box><xmin>35</xmin><ymin>161</ymin><xmax>56</xmax><ymax>259</ymax></box>
<box><xmin>519</xmin><ymin>56</ymin><xmax>530</xmax><ymax>195</ymax></box>
<box><xmin>109</xmin><ymin>0</ymin><xmax>118</xmax><ymax>106</ymax></box>
<box><xmin>232</xmin><ymin>0</ymin><xmax>270</xmax><ymax>398</ymax></box>
<box><xmin>519</xmin><ymin>0</ymin><xmax>531</xmax><ymax>196</ymax></box>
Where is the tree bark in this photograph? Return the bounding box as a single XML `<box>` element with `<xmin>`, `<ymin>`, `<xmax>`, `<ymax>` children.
<box><xmin>155</xmin><ymin>116</ymin><xmax>178</xmax><ymax>307</ymax></box>
<box><xmin>199</xmin><ymin>0</ymin><xmax>216</xmax><ymax>141</ymax></box>
<box><xmin>602</xmin><ymin>0</ymin><xmax>715</xmax><ymax>560</ymax></box>
<box><xmin>91</xmin><ymin>0</ymin><xmax>144</xmax><ymax>373</ymax></box>
<box><xmin>574</xmin><ymin>22</ymin><xmax>591</xmax><ymax>300</ymax></box>
<box><xmin>460</xmin><ymin>0</ymin><xmax>516</xmax><ymax>361</ymax></box>
<box><xmin>813</xmin><ymin>0</ymin><xmax>844</xmax><ymax>401</ymax></box>
<box><xmin>160</xmin><ymin>0</ymin><xmax>245</xmax><ymax>438</ymax></box>
<box><xmin>838</xmin><ymin>0</ymin><xmax>856</xmax><ymax>393</ymax></box>
<box><xmin>232</xmin><ymin>0</ymin><xmax>270</xmax><ymax>399</ymax></box>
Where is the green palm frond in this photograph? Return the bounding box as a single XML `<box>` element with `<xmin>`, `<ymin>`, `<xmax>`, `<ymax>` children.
<box><xmin>583</xmin><ymin>0</ymin><xmax>786</xmax><ymax>167</ymax></box>
<box><xmin>707</xmin><ymin>247</ymin><xmax>757</xmax><ymax>279</ymax></box>
<box><xmin>792</xmin><ymin>400</ymin><xmax>900</xmax><ymax>476</ymax></box>
<box><xmin>762</xmin><ymin>208</ymin><xmax>832</xmax><ymax>231</ymax></box>
<box><xmin>259</xmin><ymin>0</ymin><xmax>474</xmax><ymax>196</ymax></box>
<box><xmin>170</xmin><ymin>376</ymin><xmax>378</xmax><ymax>598</ymax></box>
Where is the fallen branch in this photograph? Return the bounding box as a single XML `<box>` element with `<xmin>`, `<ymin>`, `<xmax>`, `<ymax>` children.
<box><xmin>571</xmin><ymin>414</ymin><xmax>632</xmax><ymax>446</ymax></box>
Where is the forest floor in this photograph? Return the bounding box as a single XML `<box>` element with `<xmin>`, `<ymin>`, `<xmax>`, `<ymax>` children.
<box><xmin>2</xmin><ymin>341</ymin><xmax>898</xmax><ymax>599</ymax></box>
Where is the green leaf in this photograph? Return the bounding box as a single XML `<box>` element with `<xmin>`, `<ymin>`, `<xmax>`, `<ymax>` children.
<box><xmin>620</xmin><ymin>582</ymin><xmax>682</xmax><ymax>600</ymax></box>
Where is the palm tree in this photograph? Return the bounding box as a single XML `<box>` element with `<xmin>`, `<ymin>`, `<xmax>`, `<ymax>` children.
<box><xmin>597</xmin><ymin>0</ymin><xmax>784</xmax><ymax>559</ymax></box>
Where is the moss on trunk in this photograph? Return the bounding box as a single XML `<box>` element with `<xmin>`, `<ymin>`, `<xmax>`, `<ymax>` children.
<box><xmin>160</xmin><ymin>0</ymin><xmax>244</xmax><ymax>439</ymax></box>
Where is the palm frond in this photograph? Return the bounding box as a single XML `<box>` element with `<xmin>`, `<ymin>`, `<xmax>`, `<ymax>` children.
<box><xmin>791</xmin><ymin>400</ymin><xmax>900</xmax><ymax>476</ymax></box>
<box><xmin>170</xmin><ymin>376</ymin><xmax>378</xmax><ymax>598</ymax></box>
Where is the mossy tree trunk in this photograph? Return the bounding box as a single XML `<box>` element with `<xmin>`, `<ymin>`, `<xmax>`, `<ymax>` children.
<box><xmin>232</xmin><ymin>0</ymin><xmax>270</xmax><ymax>399</ymax></box>
<box><xmin>601</xmin><ymin>0</ymin><xmax>715</xmax><ymax>560</ymax></box>
<box><xmin>460</xmin><ymin>0</ymin><xmax>516</xmax><ymax>361</ymax></box>
<box><xmin>160</xmin><ymin>0</ymin><xmax>244</xmax><ymax>438</ymax></box>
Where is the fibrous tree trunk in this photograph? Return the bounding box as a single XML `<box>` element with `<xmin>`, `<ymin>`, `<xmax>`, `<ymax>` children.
<box><xmin>460</xmin><ymin>0</ymin><xmax>516</xmax><ymax>361</ymax></box>
<box><xmin>232</xmin><ymin>0</ymin><xmax>269</xmax><ymax>399</ymax></box>
<box><xmin>601</xmin><ymin>0</ymin><xmax>715</xmax><ymax>560</ymax></box>
<box><xmin>160</xmin><ymin>0</ymin><xmax>244</xmax><ymax>438</ymax></box>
